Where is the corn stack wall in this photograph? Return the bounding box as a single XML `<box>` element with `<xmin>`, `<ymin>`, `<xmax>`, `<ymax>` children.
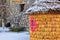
<box><xmin>30</xmin><ymin>14</ymin><xmax>60</xmax><ymax>40</ymax></box>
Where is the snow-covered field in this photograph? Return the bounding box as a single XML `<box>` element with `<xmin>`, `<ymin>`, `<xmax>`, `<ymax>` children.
<box><xmin>0</xmin><ymin>27</ymin><xmax>29</xmax><ymax>40</ymax></box>
<box><xmin>0</xmin><ymin>32</ymin><xmax>29</xmax><ymax>40</ymax></box>
<box><xmin>0</xmin><ymin>27</ymin><xmax>10</xmax><ymax>32</ymax></box>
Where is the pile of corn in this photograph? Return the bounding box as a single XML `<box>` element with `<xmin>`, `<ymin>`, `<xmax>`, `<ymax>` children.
<box><xmin>13</xmin><ymin>0</ymin><xmax>22</xmax><ymax>3</ymax></box>
<box><xmin>30</xmin><ymin>14</ymin><xmax>60</xmax><ymax>40</ymax></box>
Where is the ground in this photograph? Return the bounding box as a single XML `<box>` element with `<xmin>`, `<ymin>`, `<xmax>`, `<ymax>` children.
<box><xmin>0</xmin><ymin>32</ymin><xmax>29</xmax><ymax>40</ymax></box>
<box><xmin>0</xmin><ymin>27</ymin><xmax>30</xmax><ymax>40</ymax></box>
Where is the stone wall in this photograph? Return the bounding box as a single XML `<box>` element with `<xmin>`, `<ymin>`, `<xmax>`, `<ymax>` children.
<box><xmin>10</xmin><ymin>0</ymin><xmax>34</xmax><ymax>27</ymax></box>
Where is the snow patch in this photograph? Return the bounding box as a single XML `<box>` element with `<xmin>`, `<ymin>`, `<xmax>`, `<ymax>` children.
<box><xmin>0</xmin><ymin>32</ymin><xmax>29</xmax><ymax>40</ymax></box>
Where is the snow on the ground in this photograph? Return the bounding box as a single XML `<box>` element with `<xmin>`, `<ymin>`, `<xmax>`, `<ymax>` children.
<box><xmin>25</xmin><ymin>0</ymin><xmax>60</xmax><ymax>13</ymax></box>
<box><xmin>0</xmin><ymin>27</ymin><xmax>29</xmax><ymax>40</ymax></box>
<box><xmin>0</xmin><ymin>27</ymin><xmax>10</xmax><ymax>32</ymax></box>
<box><xmin>0</xmin><ymin>32</ymin><xmax>29</xmax><ymax>40</ymax></box>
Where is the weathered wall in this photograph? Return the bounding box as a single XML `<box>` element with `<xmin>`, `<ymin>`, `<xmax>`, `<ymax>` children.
<box><xmin>10</xmin><ymin>0</ymin><xmax>35</xmax><ymax>27</ymax></box>
<box><xmin>30</xmin><ymin>14</ymin><xmax>60</xmax><ymax>40</ymax></box>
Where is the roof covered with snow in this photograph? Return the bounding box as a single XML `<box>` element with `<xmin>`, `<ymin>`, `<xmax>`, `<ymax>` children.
<box><xmin>25</xmin><ymin>0</ymin><xmax>60</xmax><ymax>14</ymax></box>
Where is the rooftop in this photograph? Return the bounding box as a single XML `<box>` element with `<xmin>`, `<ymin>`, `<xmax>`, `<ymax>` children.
<box><xmin>25</xmin><ymin>1</ymin><xmax>60</xmax><ymax>14</ymax></box>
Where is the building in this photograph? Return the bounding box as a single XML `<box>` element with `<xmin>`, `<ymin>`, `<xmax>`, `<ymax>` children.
<box><xmin>10</xmin><ymin>0</ymin><xmax>35</xmax><ymax>27</ymax></box>
<box><xmin>0</xmin><ymin>0</ymin><xmax>35</xmax><ymax>27</ymax></box>
<box><xmin>25</xmin><ymin>0</ymin><xmax>60</xmax><ymax>40</ymax></box>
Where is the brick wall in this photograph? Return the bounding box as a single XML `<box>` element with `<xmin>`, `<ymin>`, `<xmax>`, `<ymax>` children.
<box><xmin>30</xmin><ymin>14</ymin><xmax>60</xmax><ymax>40</ymax></box>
